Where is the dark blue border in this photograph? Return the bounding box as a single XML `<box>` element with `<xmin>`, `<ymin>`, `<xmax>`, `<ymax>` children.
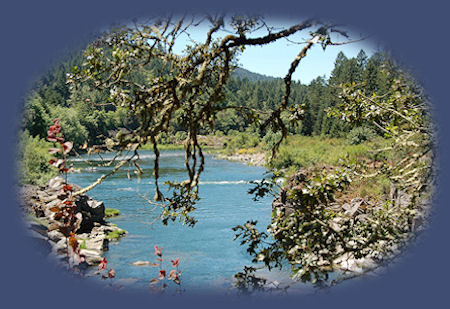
<box><xmin>1</xmin><ymin>1</ymin><xmax>448</xmax><ymax>308</ymax></box>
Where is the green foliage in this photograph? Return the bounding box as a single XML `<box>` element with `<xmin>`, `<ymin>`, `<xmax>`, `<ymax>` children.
<box><xmin>22</xmin><ymin>93</ymin><xmax>52</xmax><ymax>138</ymax></box>
<box><xmin>225</xmin><ymin>131</ymin><xmax>260</xmax><ymax>151</ymax></box>
<box><xmin>18</xmin><ymin>130</ymin><xmax>57</xmax><ymax>185</ymax></box>
<box><xmin>50</xmin><ymin>106</ymin><xmax>89</xmax><ymax>149</ymax></box>
<box><xmin>235</xmin><ymin>67</ymin><xmax>433</xmax><ymax>289</ymax></box>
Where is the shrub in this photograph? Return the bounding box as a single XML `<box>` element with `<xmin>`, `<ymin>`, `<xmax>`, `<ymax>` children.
<box><xmin>347</xmin><ymin>126</ymin><xmax>376</xmax><ymax>145</ymax></box>
<box><xmin>18</xmin><ymin>130</ymin><xmax>57</xmax><ymax>185</ymax></box>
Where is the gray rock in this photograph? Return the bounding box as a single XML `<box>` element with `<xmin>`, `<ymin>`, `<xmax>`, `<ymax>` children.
<box><xmin>48</xmin><ymin>230</ymin><xmax>65</xmax><ymax>242</ymax></box>
<box><xmin>84</xmin><ymin>233</ymin><xmax>108</xmax><ymax>252</ymax></box>
<box><xmin>52</xmin><ymin>238</ymin><xmax>67</xmax><ymax>254</ymax></box>
<box><xmin>47</xmin><ymin>177</ymin><xmax>64</xmax><ymax>190</ymax></box>
<box><xmin>41</xmin><ymin>194</ymin><xmax>59</xmax><ymax>203</ymax></box>
<box><xmin>45</xmin><ymin>199</ymin><xmax>61</xmax><ymax>209</ymax></box>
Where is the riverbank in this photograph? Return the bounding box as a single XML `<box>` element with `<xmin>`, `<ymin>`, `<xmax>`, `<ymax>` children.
<box><xmin>214</xmin><ymin>152</ymin><xmax>266</xmax><ymax>166</ymax></box>
<box><xmin>19</xmin><ymin>176</ymin><xmax>127</xmax><ymax>272</ymax></box>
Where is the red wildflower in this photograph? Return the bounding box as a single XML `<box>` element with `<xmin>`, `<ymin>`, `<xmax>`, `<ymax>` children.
<box><xmin>98</xmin><ymin>257</ymin><xmax>107</xmax><ymax>271</ymax></box>
<box><xmin>154</xmin><ymin>245</ymin><xmax>162</xmax><ymax>257</ymax></box>
<box><xmin>170</xmin><ymin>258</ymin><xmax>179</xmax><ymax>268</ymax></box>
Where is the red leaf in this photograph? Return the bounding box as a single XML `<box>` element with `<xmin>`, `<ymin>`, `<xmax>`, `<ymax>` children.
<box><xmin>68</xmin><ymin>234</ymin><xmax>78</xmax><ymax>251</ymax></box>
<box><xmin>108</xmin><ymin>268</ymin><xmax>116</xmax><ymax>279</ymax></box>
<box><xmin>63</xmin><ymin>184</ymin><xmax>73</xmax><ymax>192</ymax></box>
<box><xmin>98</xmin><ymin>257</ymin><xmax>107</xmax><ymax>271</ymax></box>
<box><xmin>62</xmin><ymin>141</ymin><xmax>73</xmax><ymax>155</ymax></box>
<box><xmin>171</xmin><ymin>258</ymin><xmax>179</xmax><ymax>268</ymax></box>
<box><xmin>173</xmin><ymin>275</ymin><xmax>180</xmax><ymax>285</ymax></box>
<box><xmin>168</xmin><ymin>269</ymin><xmax>177</xmax><ymax>280</ymax></box>
<box><xmin>158</xmin><ymin>269</ymin><xmax>166</xmax><ymax>280</ymax></box>
<box><xmin>154</xmin><ymin>245</ymin><xmax>162</xmax><ymax>257</ymax></box>
<box><xmin>48</xmin><ymin>147</ymin><xmax>61</xmax><ymax>154</ymax></box>
<box><xmin>50</xmin><ymin>159</ymin><xmax>64</xmax><ymax>168</ymax></box>
<box><xmin>49</xmin><ymin>206</ymin><xmax>60</xmax><ymax>212</ymax></box>
<box><xmin>156</xmin><ymin>258</ymin><xmax>162</xmax><ymax>262</ymax></box>
<box><xmin>150</xmin><ymin>278</ymin><xmax>159</xmax><ymax>285</ymax></box>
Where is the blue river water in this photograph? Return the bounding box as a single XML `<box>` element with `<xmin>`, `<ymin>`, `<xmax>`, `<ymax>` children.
<box><xmin>68</xmin><ymin>150</ymin><xmax>288</xmax><ymax>293</ymax></box>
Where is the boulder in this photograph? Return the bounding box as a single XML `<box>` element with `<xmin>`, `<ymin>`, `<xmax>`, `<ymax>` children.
<box><xmin>131</xmin><ymin>261</ymin><xmax>150</xmax><ymax>266</ymax></box>
<box><xmin>51</xmin><ymin>238</ymin><xmax>67</xmax><ymax>255</ymax></box>
<box><xmin>74</xmin><ymin>194</ymin><xmax>105</xmax><ymax>233</ymax></box>
<box><xmin>80</xmin><ymin>249</ymin><xmax>103</xmax><ymax>265</ymax></box>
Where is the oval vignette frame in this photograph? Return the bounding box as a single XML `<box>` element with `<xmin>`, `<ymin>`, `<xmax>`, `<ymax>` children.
<box><xmin>1</xmin><ymin>0</ymin><xmax>448</xmax><ymax>307</ymax></box>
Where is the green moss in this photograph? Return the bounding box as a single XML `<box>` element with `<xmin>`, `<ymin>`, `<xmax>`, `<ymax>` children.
<box><xmin>79</xmin><ymin>239</ymin><xmax>87</xmax><ymax>249</ymax></box>
<box><xmin>104</xmin><ymin>208</ymin><xmax>120</xmax><ymax>218</ymax></box>
<box><xmin>106</xmin><ymin>229</ymin><xmax>126</xmax><ymax>240</ymax></box>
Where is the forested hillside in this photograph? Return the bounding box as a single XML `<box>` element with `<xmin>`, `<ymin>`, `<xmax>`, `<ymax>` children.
<box><xmin>18</xmin><ymin>47</ymin><xmax>403</xmax><ymax>186</ymax></box>
<box><xmin>21</xmin><ymin>49</ymin><xmax>397</xmax><ymax>147</ymax></box>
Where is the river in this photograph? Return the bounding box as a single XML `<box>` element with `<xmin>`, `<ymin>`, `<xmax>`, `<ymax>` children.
<box><xmin>68</xmin><ymin>150</ymin><xmax>292</xmax><ymax>293</ymax></box>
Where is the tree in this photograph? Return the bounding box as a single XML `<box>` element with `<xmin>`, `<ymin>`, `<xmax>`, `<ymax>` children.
<box><xmin>67</xmin><ymin>15</ymin><xmax>351</xmax><ymax>221</ymax></box>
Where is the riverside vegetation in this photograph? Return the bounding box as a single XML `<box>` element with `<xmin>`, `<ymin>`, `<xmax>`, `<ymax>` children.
<box><xmin>17</xmin><ymin>15</ymin><xmax>434</xmax><ymax>293</ymax></box>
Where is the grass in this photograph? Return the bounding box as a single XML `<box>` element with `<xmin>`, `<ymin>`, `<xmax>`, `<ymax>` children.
<box><xmin>105</xmin><ymin>208</ymin><xmax>120</xmax><ymax>218</ymax></box>
<box><xmin>271</xmin><ymin>135</ymin><xmax>390</xmax><ymax>169</ymax></box>
<box><xmin>270</xmin><ymin>135</ymin><xmax>395</xmax><ymax>202</ymax></box>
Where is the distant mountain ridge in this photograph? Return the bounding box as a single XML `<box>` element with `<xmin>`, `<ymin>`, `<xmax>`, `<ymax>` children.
<box><xmin>232</xmin><ymin>67</ymin><xmax>278</xmax><ymax>82</ymax></box>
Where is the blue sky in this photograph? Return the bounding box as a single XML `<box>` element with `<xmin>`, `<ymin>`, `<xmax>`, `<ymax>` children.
<box><xmin>170</xmin><ymin>17</ymin><xmax>381</xmax><ymax>84</ymax></box>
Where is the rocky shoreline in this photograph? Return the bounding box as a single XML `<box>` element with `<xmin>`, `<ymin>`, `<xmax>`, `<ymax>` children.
<box><xmin>19</xmin><ymin>176</ymin><xmax>126</xmax><ymax>272</ymax></box>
